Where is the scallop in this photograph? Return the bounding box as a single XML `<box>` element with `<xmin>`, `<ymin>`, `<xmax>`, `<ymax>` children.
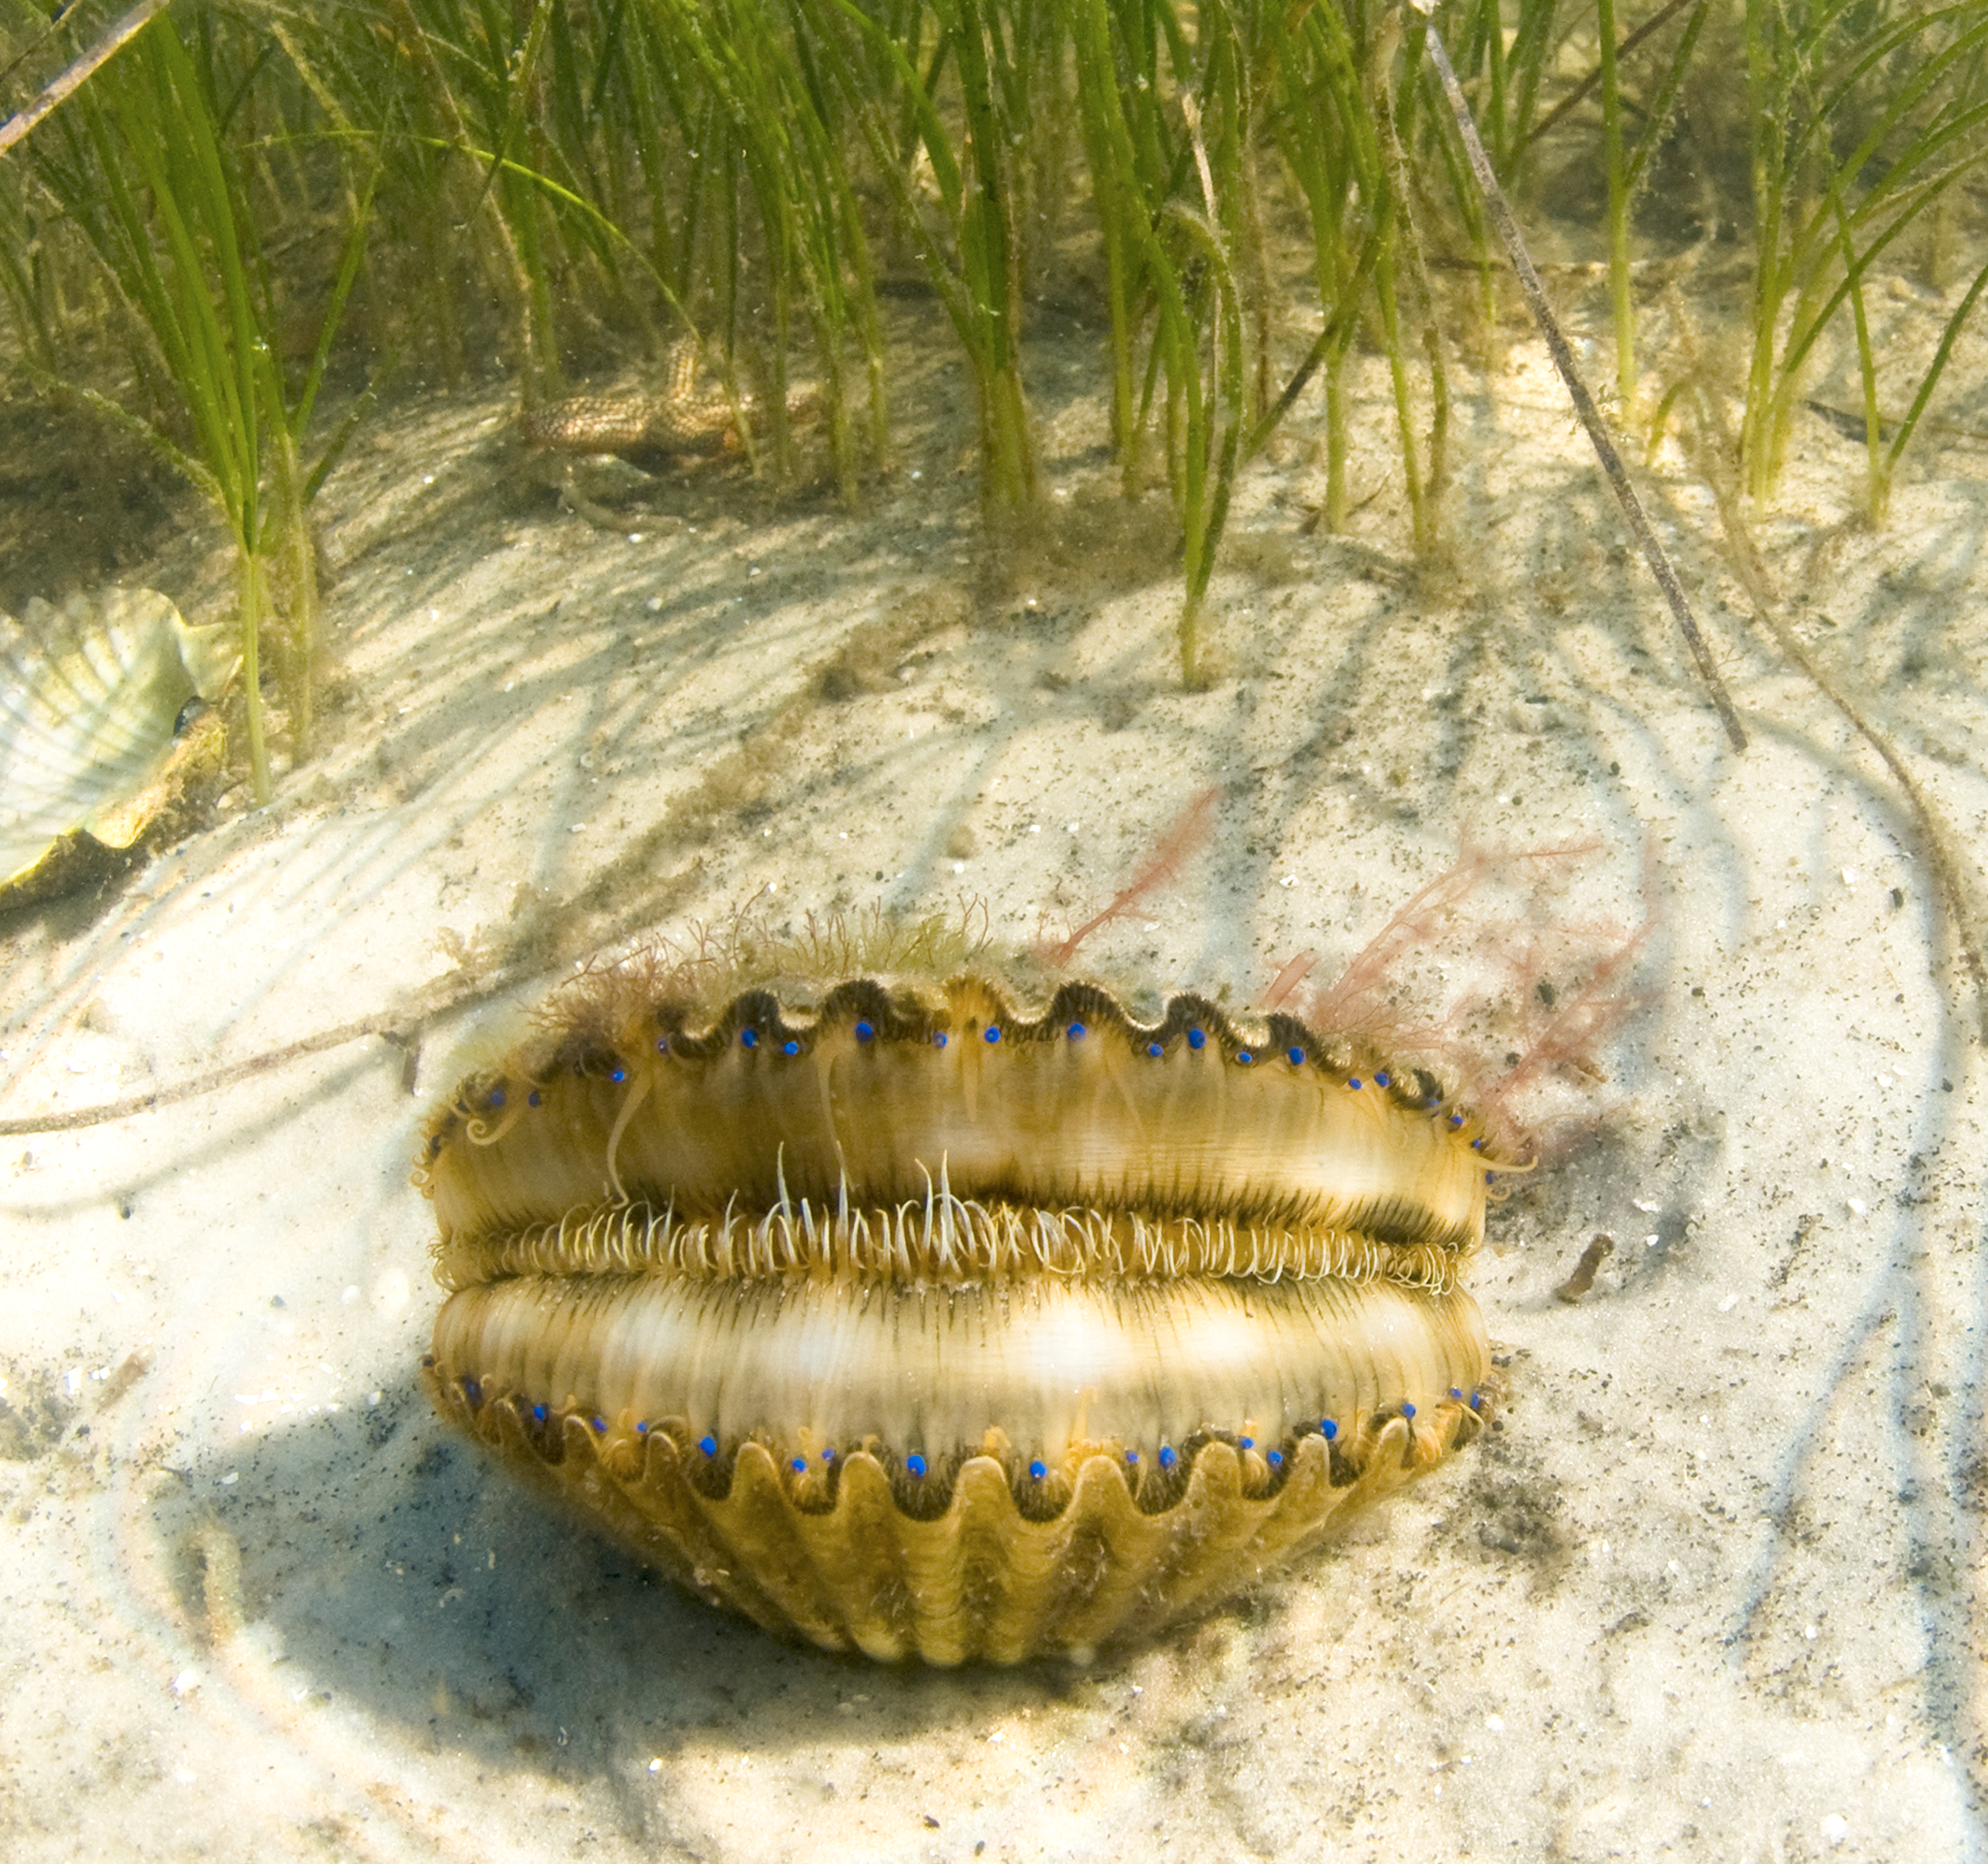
<box><xmin>418</xmin><ymin>953</ymin><xmax>1504</xmax><ymax>1664</ymax></box>
<box><xmin>0</xmin><ymin>586</ymin><xmax>237</xmax><ymax>891</ymax></box>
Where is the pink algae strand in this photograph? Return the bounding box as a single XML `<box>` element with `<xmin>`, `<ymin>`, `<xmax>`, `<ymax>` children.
<box><xmin>1037</xmin><ymin>786</ymin><xmax>1220</xmax><ymax>969</ymax></box>
<box><xmin>1294</xmin><ymin>839</ymin><xmax>1650</xmax><ymax>1157</ymax></box>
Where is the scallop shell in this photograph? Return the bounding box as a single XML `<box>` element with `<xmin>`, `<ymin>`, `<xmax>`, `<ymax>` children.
<box><xmin>417</xmin><ymin>969</ymin><xmax>1500</xmax><ymax>1664</ymax></box>
<box><xmin>0</xmin><ymin>587</ymin><xmax>237</xmax><ymax>892</ymax></box>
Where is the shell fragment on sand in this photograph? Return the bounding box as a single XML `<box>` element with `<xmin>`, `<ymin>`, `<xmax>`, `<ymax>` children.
<box><xmin>0</xmin><ymin>586</ymin><xmax>236</xmax><ymax>893</ymax></box>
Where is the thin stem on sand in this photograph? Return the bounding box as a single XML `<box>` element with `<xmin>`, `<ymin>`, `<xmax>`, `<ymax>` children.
<box><xmin>1414</xmin><ymin>0</ymin><xmax>1748</xmax><ymax>756</ymax></box>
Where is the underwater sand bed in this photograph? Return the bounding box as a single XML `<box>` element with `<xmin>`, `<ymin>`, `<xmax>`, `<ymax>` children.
<box><xmin>0</xmin><ymin>324</ymin><xmax>1982</xmax><ymax>1861</ymax></box>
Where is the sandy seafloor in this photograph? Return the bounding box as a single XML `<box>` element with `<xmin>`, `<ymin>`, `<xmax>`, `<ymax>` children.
<box><xmin>1</xmin><ymin>298</ymin><xmax>1984</xmax><ymax>1864</ymax></box>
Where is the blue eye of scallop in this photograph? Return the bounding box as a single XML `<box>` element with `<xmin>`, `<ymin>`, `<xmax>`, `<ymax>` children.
<box><xmin>1158</xmin><ymin>1445</ymin><xmax>1178</xmax><ymax>1469</ymax></box>
<box><xmin>1320</xmin><ymin>1418</ymin><xmax>1338</xmax><ymax>1440</ymax></box>
<box><xmin>822</xmin><ymin>1446</ymin><xmax>837</xmax><ymax>1462</ymax></box>
<box><xmin>1287</xmin><ymin>1046</ymin><xmax>1305</xmax><ymax>1065</ymax></box>
<box><xmin>1187</xmin><ymin>1028</ymin><xmax>1206</xmax><ymax>1050</ymax></box>
<box><xmin>1125</xmin><ymin>1449</ymin><xmax>1140</xmax><ymax>1465</ymax></box>
<box><xmin>532</xmin><ymin>1404</ymin><xmax>547</xmax><ymax>1423</ymax></box>
<box><xmin>740</xmin><ymin>1028</ymin><xmax>758</xmax><ymax>1050</ymax></box>
<box><xmin>1375</xmin><ymin>1071</ymin><xmax>1392</xmax><ymax>1088</ymax></box>
<box><xmin>609</xmin><ymin>1066</ymin><xmax>627</xmax><ymax>1084</ymax></box>
<box><xmin>984</xmin><ymin>1026</ymin><xmax>1001</xmax><ymax>1044</ymax></box>
<box><xmin>1146</xmin><ymin>1041</ymin><xmax>1164</xmax><ymax>1058</ymax></box>
<box><xmin>854</xmin><ymin>1020</ymin><xmax>874</xmax><ymax>1043</ymax></box>
<box><xmin>655</xmin><ymin>1037</ymin><xmax>669</xmax><ymax>1054</ymax></box>
<box><xmin>1450</xmin><ymin>1388</ymin><xmax>1464</xmax><ymax>1400</ymax></box>
<box><xmin>591</xmin><ymin>1417</ymin><xmax>606</xmax><ymax>1433</ymax></box>
<box><xmin>1449</xmin><ymin>1112</ymin><xmax>1464</xmax><ymax>1127</ymax></box>
<box><xmin>782</xmin><ymin>1040</ymin><xmax>800</xmax><ymax>1057</ymax></box>
<box><xmin>1235</xmin><ymin>1051</ymin><xmax>1252</xmax><ymax>1065</ymax></box>
<box><xmin>1267</xmin><ymin>1449</ymin><xmax>1284</xmax><ymax>1467</ymax></box>
<box><xmin>932</xmin><ymin>1031</ymin><xmax>947</xmax><ymax>1047</ymax></box>
<box><xmin>790</xmin><ymin>1457</ymin><xmax>807</xmax><ymax>1474</ymax></box>
<box><xmin>907</xmin><ymin>1453</ymin><xmax>927</xmax><ymax>1477</ymax></box>
<box><xmin>529</xmin><ymin>1089</ymin><xmax>543</xmax><ymax>1106</ymax></box>
<box><xmin>487</xmin><ymin>1087</ymin><xmax>506</xmax><ymax>1109</ymax></box>
<box><xmin>1348</xmin><ymin>1076</ymin><xmax>1363</xmax><ymax>1089</ymax></box>
<box><xmin>1239</xmin><ymin>1436</ymin><xmax>1254</xmax><ymax>1450</ymax></box>
<box><xmin>635</xmin><ymin>1420</ymin><xmax>649</xmax><ymax>1435</ymax></box>
<box><xmin>1401</xmin><ymin>1401</ymin><xmax>1417</xmax><ymax>1420</ymax></box>
<box><xmin>1066</xmin><ymin>1023</ymin><xmax>1085</xmax><ymax>1041</ymax></box>
<box><xmin>1029</xmin><ymin>1459</ymin><xmax>1047</xmax><ymax>1480</ymax></box>
<box><xmin>698</xmin><ymin>1434</ymin><xmax>718</xmax><ymax>1457</ymax></box>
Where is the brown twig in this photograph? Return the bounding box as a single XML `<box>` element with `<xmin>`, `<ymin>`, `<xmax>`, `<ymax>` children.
<box><xmin>1413</xmin><ymin>2</ymin><xmax>1748</xmax><ymax>755</ymax></box>
<box><xmin>0</xmin><ymin>0</ymin><xmax>168</xmax><ymax>157</ymax></box>
<box><xmin>0</xmin><ymin>993</ymin><xmax>457</xmax><ymax>1139</ymax></box>
<box><xmin>1650</xmin><ymin>299</ymin><xmax>1988</xmax><ymax>1040</ymax></box>
<box><xmin>1553</xmin><ymin>1232</ymin><xmax>1615</xmax><ymax>1303</ymax></box>
<box><xmin>1514</xmin><ymin>0</ymin><xmax>1702</xmax><ymax>158</ymax></box>
<box><xmin>1692</xmin><ymin>456</ymin><xmax>1988</xmax><ymax>1043</ymax></box>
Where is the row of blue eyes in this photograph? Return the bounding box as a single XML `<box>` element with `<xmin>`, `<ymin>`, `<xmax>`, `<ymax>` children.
<box><xmin>493</xmin><ymin>1036</ymin><xmax>1468</xmax><ymax>1132</ymax></box>
<box><xmin>727</xmin><ymin>1021</ymin><xmax>1367</xmax><ymax>1073</ymax></box>
<box><xmin>503</xmin><ymin>1394</ymin><xmax>1483</xmax><ymax>1473</ymax></box>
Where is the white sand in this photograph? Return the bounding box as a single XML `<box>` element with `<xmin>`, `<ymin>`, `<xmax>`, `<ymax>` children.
<box><xmin>1</xmin><ymin>308</ymin><xmax>1983</xmax><ymax>1862</ymax></box>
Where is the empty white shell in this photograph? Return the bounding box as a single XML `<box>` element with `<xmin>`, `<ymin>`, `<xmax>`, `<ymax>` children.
<box><xmin>0</xmin><ymin>587</ymin><xmax>237</xmax><ymax>886</ymax></box>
